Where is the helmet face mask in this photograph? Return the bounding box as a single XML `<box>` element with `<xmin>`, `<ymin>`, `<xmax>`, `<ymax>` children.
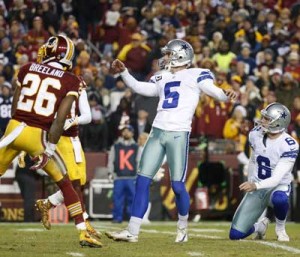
<box><xmin>257</xmin><ymin>102</ymin><xmax>291</xmax><ymax>134</ymax></box>
<box><xmin>37</xmin><ymin>35</ymin><xmax>74</xmax><ymax>71</ymax></box>
<box><xmin>159</xmin><ymin>39</ymin><xmax>194</xmax><ymax>70</ymax></box>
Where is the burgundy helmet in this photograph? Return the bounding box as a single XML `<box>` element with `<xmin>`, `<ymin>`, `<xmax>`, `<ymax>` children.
<box><xmin>37</xmin><ymin>34</ymin><xmax>75</xmax><ymax>70</ymax></box>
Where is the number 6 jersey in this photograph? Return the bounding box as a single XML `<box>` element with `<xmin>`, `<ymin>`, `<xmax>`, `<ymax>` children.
<box><xmin>248</xmin><ymin>126</ymin><xmax>299</xmax><ymax>187</ymax></box>
<box><xmin>13</xmin><ymin>62</ymin><xmax>82</xmax><ymax>131</ymax></box>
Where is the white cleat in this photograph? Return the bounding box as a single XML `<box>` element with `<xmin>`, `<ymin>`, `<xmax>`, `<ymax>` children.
<box><xmin>105</xmin><ymin>229</ymin><xmax>138</xmax><ymax>243</ymax></box>
<box><xmin>253</xmin><ymin>217</ymin><xmax>270</xmax><ymax>240</ymax></box>
<box><xmin>175</xmin><ymin>227</ymin><xmax>188</xmax><ymax>243</ymax></box>
<box><xmin>276</xmin><ymin>230</ymin><xmax>290</xmax><ymax>242</ymax></box>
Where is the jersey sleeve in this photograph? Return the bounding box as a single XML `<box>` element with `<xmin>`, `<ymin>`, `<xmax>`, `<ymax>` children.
<box><xmin>192</xmin><ymin>68</ymin><xmax>228</xmax><ymax>101</ymax></box>
<box><xmin>280</xmin><ymin>136</ymin><xmax>299</xmax><ymax>162</ymax></box>
<box><xmin>64</xmin><ymin>74</ymin><xmax>82</xmax><ymax>99</ymax></box>
<box><xmin>120</xmin><ymin>69</ymin><xmax>159</xmax><ymax>97</ymax></box>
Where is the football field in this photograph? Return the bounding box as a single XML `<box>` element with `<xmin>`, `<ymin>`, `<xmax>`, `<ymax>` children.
<box><xmin>1</xmin><ymin>221</ymin><xmax>300</xmax><ymax>257</ymax></box>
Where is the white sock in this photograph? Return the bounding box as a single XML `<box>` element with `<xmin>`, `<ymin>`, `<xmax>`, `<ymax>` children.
<box><xmin>76</xmin><ymin>222</ymin><xmax>86</xmax><ymax>230</ymax></box>
<box><xmin>254</xmin><ymin>222</ymin><xmax>260</xmax><ymax>232</ymax></box>
<box><xmin>177</xmin><ymin>214</ymin><xmax>189</xmax><ymax>229</ymax></box>
<box><xmin>83</xmin><ymin>212</ymin><xmax>89</xmax><ymax>220</ymax></box>
<box><xmin>275</xmin><ymin>217</ymin><xmax>286</xmax><ymax>232</ymax></box>
<box><xmin>128</xmin><ymin>216</ymin><xmax>142</xmax><ymax>236</ymax></box>
<box><xmin>142</xmin><ymin>203</ymin><xmax>151</xmax><ymax>221</ymax></box>
<box><xmin>48</xmin><ymin>190</ymin><xmax>64</xmax><ymax>206</ymax></box>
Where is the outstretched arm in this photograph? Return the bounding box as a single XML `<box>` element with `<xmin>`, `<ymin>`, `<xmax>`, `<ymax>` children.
<box><xmin>112</xmin><ymin>59</ymin><xmax>159</xmax><ymax>97</ymax></box>
<box><xmin>199</xmin><ymin>78</ymin><xmax>236</xmax><ymax>102</ymax></box>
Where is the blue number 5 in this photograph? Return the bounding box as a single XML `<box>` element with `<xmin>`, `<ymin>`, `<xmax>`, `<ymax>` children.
<box><xmin>162</xmin><ymin>81</ymin><xmax>181</xmax><ymax>109</ymax></box>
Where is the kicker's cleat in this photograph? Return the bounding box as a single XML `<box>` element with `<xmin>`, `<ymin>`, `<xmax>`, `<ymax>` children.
<box><xmin>253</xmin><ymin>217</ymin><xmax>270</xmax><ymax>240</ymax></box>
<box><xmin>105</xmin><ymin>229</ymin><xmax>138</xmax><ymax>243</ymax></box>
<box><xmin>175</xmin><ymin>227</ymin><xmax>188</xmax><ymax>243</ymax></box>
<box><xmin>85</xmin><ymin>220</ymin><xmax>102</xmax><ymax>239</ymax></box>
<box><xmin>35</xmin><ymin>199</ymin><xmax>52</xmax><ymax>230</ymax></box>
<box><xmin>79</xmin><ymin>230</ymin><xmax>103</xmax><ymax>248</ymax></box>
<box><xmin>276</xmin><ymin>230</ymin><xmax>290</xmax><ymax>242</ymax></box>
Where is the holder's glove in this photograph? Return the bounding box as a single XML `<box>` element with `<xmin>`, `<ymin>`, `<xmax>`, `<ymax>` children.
<box><xmin>64</xmin><ymin>116</ymin><xmax>78</xmax><ymax>131</ymax></box>
<box><xmin>30</xmin><ymin>142</ymin><xmax>56</xmax><ymax>170</ymax></box>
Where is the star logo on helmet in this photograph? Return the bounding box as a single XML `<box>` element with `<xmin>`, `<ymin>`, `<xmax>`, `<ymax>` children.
<box><xmin>180</xmin><ymin>44</ymin><xmax>188</xmax><ymax>51</ymax></box>
<box><xmin>281</xmin><ymin>111</ymin><xmax>287</xmax><ymax>119</ymax></box>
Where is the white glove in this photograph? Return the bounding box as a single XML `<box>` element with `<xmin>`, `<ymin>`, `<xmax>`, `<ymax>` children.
<box><xmin>153</xmin><ymin>167</ymin><xmax>165</xmax><ymax>182</ymax></box>
<box><xmin>64</xmin><ymin>116</ymin><xmax>78</xmax><ymax>131</ymax></box>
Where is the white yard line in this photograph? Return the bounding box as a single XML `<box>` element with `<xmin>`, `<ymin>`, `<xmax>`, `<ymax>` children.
<box><xmin>66</xmin><ymin>252</ymin><xmax>85</xmax><ymax>257</ymax></box>
<box><xmin>187</xmin><ymin>251</ymin><xmax>204</xmax><ymax>256</ymax></box>
<box><xmin>99</xmin><ymin>223</ymin><xmax>300</xmax><ymax>254</ymax></box>
<box><xmin>17</xmin><ymin>228</ymin><xmax>44</xmax><ymax>232</ymax></box>
<box><xmin>189</xmin><ymin>228</ymin><xmax>224</xmax><ymax>233</ymax></box>
<box><xmin>251</xmin><ymin>241</ymin><xmax>300</xmax><ymax>254</ymax></box>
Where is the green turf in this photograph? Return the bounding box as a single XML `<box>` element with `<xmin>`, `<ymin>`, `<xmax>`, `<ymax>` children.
<box><xmin>0</xmin><ymin>221</ymin><xmax>300</xmax><ymax>257</ymax></box>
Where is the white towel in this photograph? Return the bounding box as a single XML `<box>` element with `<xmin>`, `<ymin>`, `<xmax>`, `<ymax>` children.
<box><xmin>0</xmin><ymin>122</ymin><xmax>26</xmax><ymax>149</ymax></box>
<box><xmin>71</xmin><ymin>136</ymin><xmax>83</xmax><ymax>163</ymax></box>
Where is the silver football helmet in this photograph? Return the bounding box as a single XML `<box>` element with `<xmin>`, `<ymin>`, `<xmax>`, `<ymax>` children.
<box><xmin>159</xmin><ymin>39</ymin><xmax>194</xmax><ymax>70</ymax></box>
<box><xmin>259</xmin><ymin>102</ymin><xmax>291</xmax><ymax>133</ymax></box>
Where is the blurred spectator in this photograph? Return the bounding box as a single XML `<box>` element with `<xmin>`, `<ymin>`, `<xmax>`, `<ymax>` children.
<box><xmin>275</xmin><ymin>72</ymin><xmax>300</xmax><ymax>109</ymax></box>
<box><xmin>25</xmin><ymin>16</ymin><xmax>49</xmax><ymax>61</ymax></box>
<box><xmin>117</xmin><ymin>16</ymin><xmax>139</xmax><ymax>52</ymax></box>
<box><xmin>134</xmin><ymin>109</ymin><xmax>152</xmax><ymax>140</ymax></box>
<box><xmin>208</xmin><ymin>31</ymin><xmax>223</xmax><ymax>55</ymax></box>
<box><xmin>291</xmin><ymin>114</ymin><xmax>300</xmax><ymax>143</ymax></box>
<box><xmin>73</xmin><ymin>50</ymin><xmax>98</xmax><ymax>77</ymax></box>
<box><xmin>284</xmin><ymin>52</ymin><xmax>300</xmax><ymax>83</ymax></box>
<box><xmin>1</xmin><ymin>37</ymin><xmax>15</xmax><ymax>64</ymax></box>
<box><xmin>223</xmin><ymin>105</ymin><xmax>247</xmax><ymax>152</ymax></box>
<box><xmin>139</xmin><ymin>5</ymin><xmax>162</xmax><ymax>44</ymax></box>
<box><xmin>26</xmin><ymin>16</ymin><xmax>49</xmax><ymax>47</ymax></box>
<box><xmin>96</xmin><ymin>0</ymin><xmax>121</xmax><ymax>57</ymax></box>
<box><xmin>0</xmin><ymin>81</ymin><xmax>12</xmax><ymax>137</ymax></box>
<box><xmin>236</xmin><ymin>43</ymin><xmax>256</xmax><ymax>75</ymax></box>
<box><xmin>8</xmin><ymin>20</ymin><xmax>24</xmax><ymax>48</ymax></box>
<box><xmin>108</xmin><ymin>125</ymin><xmax>138</xmax><ymax>223</ymax></box>
<box><xmin>81</xmin><ymin>92</ymin><xmax>108</xmax><ymax>152</ymax></box>
<box><xmin>193</xmin><ymin>95</ymin><xmax>231</xmax><ymax>139</ymax></box>
<box><xmin>290</xmin><ymin>96</ymin><xmax>300</xmax><ymax>124</ymax></box>
<box><xmin>269</xmin><ymin>68</ymin><xmax>282</xmax><ymax>91</ymax></box>
<box><xmin>117</xmin><ymin>32</ymin><xmax>151</xmax><ymax>80</ymax></box>
<box><xmin>98</xmin><ymin>60</ymin><xmax>115</xmax><ymax>90</ymax></box>
<box><xmin>36</xmin><ymin>0</ymin><xmax>59</xmax><ymax>35</ymax></box>
<box><xmin>240</xmin><ymin>76</ymin><xmax>261</xmax><ymax>102</ymax></box>
<box><xmin>212</xmin><ymin>40</ymin><xmax>236</xmax><ymax>73</ymax></box>
<box><xmin>108</xmin><ymin>97</ymin><xmax>136</xmax><ymax>146</ymax></box>
<box><xmin>109</xmin><ymin>77</ymin><xmax>126</xmax><ymax>114</ymax></box>
<box><xmin>270</xmin><ymin>29</ymin><xmax>290</xmax><ymax>57</ymax></box>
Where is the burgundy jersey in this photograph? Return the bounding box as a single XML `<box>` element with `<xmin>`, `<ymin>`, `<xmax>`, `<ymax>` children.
<box><xmin>13</xmin><ymin>62</ymin><xmax>82</xmax><ymax>131</ymax></box>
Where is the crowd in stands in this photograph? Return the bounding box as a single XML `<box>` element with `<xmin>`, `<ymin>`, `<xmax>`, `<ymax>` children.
<box><xmin>0</xmin><ymin>0</ymin><xmax>300</xmax><ymax>154</ymax></box>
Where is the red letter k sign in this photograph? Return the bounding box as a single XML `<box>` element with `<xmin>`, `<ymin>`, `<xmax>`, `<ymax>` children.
<box><xmin>119</xmin><ymin>149</ymin><xmax>134</xmax><ymax>170</ymax></box>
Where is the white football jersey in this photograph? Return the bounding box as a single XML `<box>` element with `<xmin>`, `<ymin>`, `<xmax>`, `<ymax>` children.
<box><xmin>249</xmin><ymin>126</ymin><xmax>299</xmax><ymax>186</ymax></box>
<box><xmin>147</xmin><ymin>68</ymin><xmax>227</xmax><ymax>131</ymax></box>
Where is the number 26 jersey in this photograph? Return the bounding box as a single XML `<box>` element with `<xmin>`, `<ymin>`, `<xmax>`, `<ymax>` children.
<box><xmin>13</xmin><ymin>62</ymin><xmax>82</xmax><ymax>131</ymax></box>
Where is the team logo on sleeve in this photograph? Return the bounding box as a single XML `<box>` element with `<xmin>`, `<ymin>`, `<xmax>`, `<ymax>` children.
<box><xmin>155</xmin><ymin>75</ymin><xmax>162</xmax><ymax>81</ymax></box>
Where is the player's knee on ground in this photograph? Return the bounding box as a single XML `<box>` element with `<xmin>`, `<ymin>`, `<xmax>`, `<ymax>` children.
<box><xmin>229</xmin><ymin>228</ymin><xmax>248</xmax><ymax>240</ymax></box>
